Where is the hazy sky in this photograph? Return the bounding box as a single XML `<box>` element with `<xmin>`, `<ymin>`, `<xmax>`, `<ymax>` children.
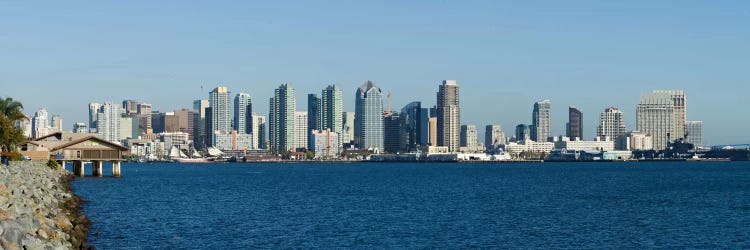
<box><xmin>2</xmin><ymin>1</ymin><xmax>748</xmax><ymax>145</ymax></box>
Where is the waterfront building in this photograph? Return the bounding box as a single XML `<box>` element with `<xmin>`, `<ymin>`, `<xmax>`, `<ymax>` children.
<box><xmin>515</xmin><ymin>124</ymin><xmax>531</xmax><ymax>142</ymax></box>
<box><xmin>485</xmin><ymin>125</ymin><xmax>506</xmax><ymax>147</ymax></box>
<box><xmin>637</xmin><ymin>90</ymin><xmax>686</xmax><ymax>150</ymax></box>
<box><xmin>617</xmin><ymin>131</ymin><xmax>654</xmax><ymax>151</ymax></box>
<box><xmin>383</xmin><ymin>112</ymin><xmax>403</xmax><ymax>153</ymax></box>
<box><xmin>437</xmin><ymin>80</ymin><xmax>461</xmax><ymax>152</ymax></box>
<box><xmin>531</xmin><ymin>100</ymin><xmax>551</xmax><ymax>142</ymax></box>
<box><xmin>505</xmin><ymin>140</ymin><xmax>555</xmax><ymax>155</ymax></box>
<box><xmin>269</xmin><ymin>84</ymin><xmax>296</xmax><ymax>152</ymax></box>
<box><xmin>252</xmin><ymin>114</ymin><xmax>267</xmax><ymax>149</ymax></box>
<box><xmin>553</xmin><ymin>136</ymin><xmax>615</xmax><ymax>152</ymax></box>
<box><xmin>96</xmin><ymin>102</ymin><xmax>122</xmax><ymax>143</ymax></box>
<box><xmin>294</xmin><ymin>111</ymin><xmax>308</xmax><ymax>150</ymax></box>
<box><xmin>428</xmin><ymin>117</ymin><xmax>437</xmax><ymax>146</ymax></box>
<box><xmin>233</xmin><ymin>93</ymin><xmax>252</xmax><ymax>134</ymax></box>
<box><xmin>193</xmin><ymin>99</ymin><xmax>209</xmax><ymax>149</ymax></box>
<box><xmin>209</xmin><ymin>86</ymin><xmax>232</xmax><ymax>141</ymax></box>
<box><xmin>73</xmin><ymin>122</ymin><xmax>88</xmax><ymax>134</ymax></box>
<box><xmin>160</xmin><ymin>132</ymin><xmax>191</xmax><ymax>151</ymax></box>
<box><xmin>88</xmin><ymin>103</ymin><xmax>101</xmax><ymax>131</ymax></box>
<box><xmin>213</xmin><ymin>131</ymin><xmax>253</xmax><ymax>150</ymax></box>
<box><xmin>32</xmin><ymin>109</ymin><xmax>50</xmax><ymax>139</ymax></box>
<box><xmin>311</xmin><ymin>129</ymin><xmax>341</xmax><ymax>159</ymax></box>
<box><xmin>567</xmin><ymin>106</ymin><xmax>583</xmax><ymax>140</ymax></box>
<box><xmin>597</xmin><ymin>107</ymin><xmax>626</xmax><ymax>142</ymax></box>
<box><xmin>342</xmin><ymin>112</ymin><xmax>355</xmax><ymax>146</ymax></box>
<box><xmin>355</xmin><ymin>81</ymin><xmax>384</xmax><ymax>151</ymax></box>
<box><xmin>686</xmin><ymin>121</ymin><xmax>703</xmax><ymax>147</ymax></box>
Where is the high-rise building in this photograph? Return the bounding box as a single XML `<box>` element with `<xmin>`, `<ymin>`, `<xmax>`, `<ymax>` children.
<box><xmin>428</xmin><ymin>117</ymin><xmax>438</xmax><ymax>146</ymax></box>
<box><xmin>515</xmin><ymin>124</ymin><xmax>531</xmax><ymax>142</ymax></box>
<box><xmin>531</xmin><ymin>100</ymin><xmax>551</xmax><ymax>142</ymax></box>
<box><xmin>294</xmin><ymin>111</ymin><xmax>308</xmax><ymax>150</ymax></box>
<box><xmin>137</xmin><ymin>103</ymin><xmax>152</xmax><ymax>134</ymax></box>
<box><xmin>460</xmin><ymin>124</ymin><xmax>478</xmax><ymax>148</ymax></box>
<box><xmin>96</xmin><ymin>102</ymin><xmax>122</xmax><ymax>143</ymax></box>
<box><xmin>209</xmin><ymin>87</ymin><xmax>232</xmax><ymax>143</ymax></box>
<box><xmin>437</xmin><ymin>80</ymin><xmax>460</xmax><ymax>152</ymax></box>
<box><xmin>686</xmin><ymin>121</ymin><xmax>703</xmax><ymax>147</ymax></box>
<box><xmin>73</xmin><ymin>122</ymin><xmax>88</xmax><ymax>134</ymax></box>
<box><xmin>637</xmin><ymin>91</ymin><xmax>680</xmax><ymax>150</ymax></box>
<box><xmin>355</xmin><ymin>81</ymin><xmax>384</xmax><ymax>151</ymax></box>
<box><xmin>252</xmin><ymin>114</ymin><xmax>267</xmax><ymax>149</ymax></box>
<box><xmin>233</xmin><ymin>93</ymin><xmax>252</xmax><ymax>135</ymax></box>
<box><xmin>597</xmin><ymin>107</ymin><xmax>626</xmax><ymax>141</ymax></box>
<box><xmin>321</xmin><ymin>85</ymin><xmax>343</xmax><ymax>134</ymax></box>
<box><xmin>32</xmin><ymin>109</ymin><xmax>50</xmax><ymax>138</ymax></box>
<box><xmin>567</xmin><ymin>106</ymin><xmax>583</xmax><ymax>140</ymax></box>
<box><xmin>119</xmin><ymin>116</ymin><xmax>135</xmax><ymax>140</ymax></box>
<box><xmin>122</xmin><ymin>100</ymin><xmax>140</xmax><ymax>116</ymax></box>
<box><xmin>400</xmin><ymin>102</ymin><xmax>428</xmax><ymax>152</ymax></box>
<box><xmin>269</xmin><ymin>84</ymin><xmax>296</xmax><ymax>152</ymax></box>
<box><xmin>654</xmin><ymin>90</ymin><xmax>687</xmax><ymax>140</ymax></box>
<box><xmin>193</xmin><ymin>99</ymin><xmax>209</xmax><ymax>149</ymax></box>
<box><xmin>307</xmin><ymin>94</ymin><xmax>321</xmax><ymax>149</ymax></box>
<box><xmin>310</xmin><ymin>129</ymin><xmax>341</xmax><ymax>159</ymax></box>
<box><xmin>14</xmin><ymin>118</ymin><xmax>32</xmax><ymax>139</ymax></box>
<box><xmin>51</xmin><ymin>115</ymin><xmax>63</xmax><ymax>133</ymax></box>
<box><xmin>88</xmin><ymin>103</ymin><xmax>101</xmax><ymax>131</ymax></box>
<box><xmin>485</xmin><ymin>125</ymin><xmax>506</xmax><ymax>147</ymax></box>
<box><xmin>383</xmin><ymin>112</ymin><xmax>403</xmax><ymax>153</ymax></box>
<box><xmin>174</xmin><ymin>109</ymin><xmax>196</xmax><ymax>140</ymax></box>
<box><xmin>342</xmin><ymin>112</ymin><xmax>355</xmax><ymax>145</ymax></box>
<box><xmin>617</xmin><ymin>131</ymin><xmax>654</xmax><ymax>151</ymax></box>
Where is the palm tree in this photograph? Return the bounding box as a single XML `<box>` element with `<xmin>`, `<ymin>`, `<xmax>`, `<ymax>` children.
<box><xmin>0</xmin><ymin>97</ymin><xmax>27</xmax><ymax>123</ymax></box>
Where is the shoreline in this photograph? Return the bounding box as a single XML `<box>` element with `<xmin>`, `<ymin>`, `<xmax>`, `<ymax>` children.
<box><xmin>0</xmin><ymin>161</ymin><xmax>91</xmax><ymax>249</ymax></box>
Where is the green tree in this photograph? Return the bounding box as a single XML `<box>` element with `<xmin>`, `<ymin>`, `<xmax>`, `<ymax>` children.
<box><xmin>0</xmin><ymin>97</ymin><xmax>27</xmax><ymax>153</ymax></box>
<box><xmin>306</xmin><ymin>150</ymin><xmax>315</xmax><ymax>160</ymax></box>
<box><xmin>0</xmin><ymin>97</ymin><xmax>27</xmax><ymax>123</ymax></box>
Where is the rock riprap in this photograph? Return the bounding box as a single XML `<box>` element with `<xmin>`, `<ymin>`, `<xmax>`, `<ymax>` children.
<box><xmin>0</xmin><ymin>161</ymin><xmax>90</xmax><ymax>250</ymax></box>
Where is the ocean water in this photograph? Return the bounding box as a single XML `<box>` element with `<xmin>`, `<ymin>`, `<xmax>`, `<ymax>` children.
<box><xmin>70</xmin><ymin>162</ymin><xmax>750</xmax><ymax>249</ymax></box>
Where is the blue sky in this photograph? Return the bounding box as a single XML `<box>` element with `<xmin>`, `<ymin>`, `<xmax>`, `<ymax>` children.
<box><xmin>1</xmin><ymin>1</ymin><xmax>748</xmax><ymax>145</ymax></box>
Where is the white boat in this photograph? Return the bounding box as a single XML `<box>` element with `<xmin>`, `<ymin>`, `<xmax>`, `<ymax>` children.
<box><xmin>174</xmin><ymin>158</ymin><xmax>214</xmax><ymax>163</ymax></box>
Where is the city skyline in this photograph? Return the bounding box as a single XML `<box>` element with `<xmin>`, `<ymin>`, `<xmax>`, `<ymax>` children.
<box><xmin>3</xmin><ymin>1</ymin><xmax>749</xmax><ymax>145</ymax></box>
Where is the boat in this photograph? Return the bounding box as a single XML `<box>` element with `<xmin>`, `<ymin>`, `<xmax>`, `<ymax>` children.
<box><xmin>174</xmin><ymin>158</ymin><xmax>214</xmax><ymax>163</ymax></box>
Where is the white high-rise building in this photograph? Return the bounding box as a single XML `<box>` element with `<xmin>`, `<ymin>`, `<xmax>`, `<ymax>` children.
<box><xmin>51</xmin><ymin>115</ymin><xmax>63</xmax><ymax>132</ymax></box>
<box><xmin>311</xmin><ymin>129</ymin><xmax>341</xmax><ymax>159</ymax></box>
<box><xmin>460</xmin><ymin>125</ymin><xmax>478</xmax><ymax>148</ymax></box>
<box><xmin>321</xmin><ymin>85</ymin><xmax>343</xmax><ymax>134</ymax></box>
<box><xmin>269</xmin><ymin>84</ymin><xmax>296</xmax><ymax>152</ymax></box>
<box><xmin>294</xmin><ymin>111</ymin><xmax>308</xmax><ymax>150</ymax></box>
<box><xmin>686</xmin><ymin>121</ymin><xmax>703</xmax><ymax>147</ymax></box>
<box><xmin>97</xmin><ymin>102</ymin><xmax>122</xmax><ymax>143</ymax></box>
<box><xmin>355</xmin><ymin>81</ymin><xmax>384</xmax><ymax>151</ymax></box>
<box><xmin>210</xmin><ymin>86</ymin><xmax>232</xmax><ymax>136</ymax></box>
<box><xmin>532</xmin><ymin>100</ymin><xmax>551</xmax><ymax>142</ymax></box>
<box><xmin>637</xmin><ymin>91</ymin><xmax>686</xmax><ymax>150</ymax></box>
<box><xmin>437</xmin><ymin>80</ymin><xmax>460</xmax><ymax>152</ymax></box>
<box><xmin>597</xmin><ymin>107</ymin><xmax>626</xmax><ymax>141</ymax></box>
<box><xmin>88</xmin><ymin>103</ymin><xmax>102</xmax><ymax>131</ymax></box>
<box><xmin>32</xmin><ymin>108</ymin><xmax>50</xmax><ymax>138</ymax></box>
<box><xmin>485</xmin><ymin>125</ymin><xmax>506</xmax><ymax>147</ymax></box>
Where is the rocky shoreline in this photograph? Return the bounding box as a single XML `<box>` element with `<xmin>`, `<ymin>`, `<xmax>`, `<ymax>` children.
<box><xmin>0</xmin><ymin>161</ymin><xmax>91</xmax><ymax>249</ymax></box>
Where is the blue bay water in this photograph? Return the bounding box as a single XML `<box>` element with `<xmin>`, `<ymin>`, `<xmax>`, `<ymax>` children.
<box><xmin>70</xmin><ymin>162</ymin><xmax>750</xmax><ymax>249</ymax></box>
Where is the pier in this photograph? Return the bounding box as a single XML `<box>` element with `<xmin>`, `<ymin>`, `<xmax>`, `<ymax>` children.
<box><xmin>19</xmin><ymin>132</ymin><xmax>129</xmax><ymax>177</ymax></box>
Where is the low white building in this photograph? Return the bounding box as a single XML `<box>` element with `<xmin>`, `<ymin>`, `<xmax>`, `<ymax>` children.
<box><xmin>554</xmin><ymin>136</ymin><xmax>615</xmax><ymax>152</ymax></box>
<box><xmin>617</xmin><ymin>131</ymin><xmax>654</xmax><ymax>151</ymax></box>
<box><xmin>311</xmin><ymin>129</ymin><xmax>341</xmax><ymax>159</ymax></box>
<box><xmin>214</xmin><ymin>131</ymin><xmax>253</xmax><ymax>150</ymax></box>
<box><xmin>505</xmin><ymin>140</ymin><xmax>555</xmax><ymax>155</ymax></box>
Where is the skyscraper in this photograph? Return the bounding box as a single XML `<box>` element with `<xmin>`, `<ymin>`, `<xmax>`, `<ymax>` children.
<box><xmin>400</xmin><ymin>102</ymin><xmax>428</xmax><ymax>152</ymax></box>
<box><xmin>531</xmin><ymin>100</ymin><xmax>551</xmax><ymax>142</ymax></box>
<box><xmin>209</xmin><ymin>87</ymin><xmax>232</xmax><ymax>140</ymax></box>
<box><xmin>137</xmin><ymin>103</ymin><xmax>152</xmax><ymax>134</ymax></box>
<box><xmin>321</xmin><ymin>85</ymin><xmax>344</xmax><ymax>134</ymax></box>
<box><xmin>96</xmin><ymin>102</ymin><xmax>121</xmax><ymax>143</ymax></box>
<box><xmin>637</xmin><ymin>91</ymin><xmax>676</xmax><ymax>150</ymax></box>
<box><xmin>515</xmin><ymin>124</ymin><xmax>531</xmax><ymax>142</ymax></box>
<box><xmin>383</xmin><ymin>112</ymin><xmax>403</xmax><ymax>153</ymax></box>
<box><xmin>355</xmin><ymin>81</ymin><xmax>384</xmax><ymax>151</ymax></box>
<box><xmin>51</xmin><ymin>115</ymin><xmax>63</xmax><ymax>132</ymax></box>
<box><xmin>567</xmin><ymin>106</ymin><xmax>583</xmax><ymax>140</ymax></box>
<box><xmin>88</xmin><ymin>103</ymin><xmax>101</xmax><ymax>131</ymax></box>
<box><xmin>269</xmin><ymin>84</ymin><xmax>296</xmax><ymax>152</ymax></box>
<box><xmin>294</xmin><ymin>111</ymin><xmax>308</xmax><ymax>150</ymax></box>
<box><xmin>233</xmin><ymin>93</ymin><xmax>252</xmax><ymax>134</ymax></box>
<box><xmin>307</xmin><ymin>94</ymin><xmax>321</xmax><ymax>149</ymax></box>
<box><xmin>686</xmin><ymin>121</ymin><xmax>703</xmax><ymax>147</ymax></box>
<box><xmin>597</xmin><ymin>107</ymin><xmax>626</xmax><ymax>141</ymax></box>
<box><xmin>485</xmin><ymin>125</ymin><xmax>506</xmax><ymax>147</ymax></box>
<box><xmin>193</xmin><ymin>99</ymin><xmax>209</xmax><ymax>149</ymax></box>
<box><xmin>460</xmin><ymin>124</ymin><xmax>478</xmax><ymax>148</ymax></box>
<box><xmin>437</xmin><ymin>80</ymin><xmax>460</xmax><ymax>152</ymax></box>
<box><xmin>428</xmin><ymin>117</ymin><xmax>438</xmax><ymax>146</ymax></box>
<box><xmin>252</xmin><ymin>114</ymin><xmax>267</xmax><ymax>149</ymax></box>
<box><xmin>654</xmin><ymin>90</ymin><xmax>687</xmax><ymax>140</ymax></box>
<box><xmin>32</xmin><ymin>108</ymin><xmax>49</xmax><ymax>138</ymax></box>
<box><xmin>122</xmin><ymin>100</ymin><xmax>140</xmax><ymax>116</ymax></box>
<box><xmin>342</xmin><ymin>112</ymin><xmax>355</xmax><ymax>145</ymax></box>
<box><xmin>73</xmin><ymin>122</ymin><xmax>87</xmax><ymax>134</ymax></box>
